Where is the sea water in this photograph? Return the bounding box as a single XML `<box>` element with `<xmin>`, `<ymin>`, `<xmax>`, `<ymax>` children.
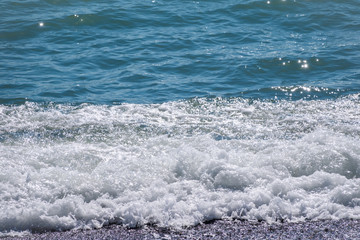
<box><xmin>1</xmin><ymin>0</ymin><xmax>360</xmax><ymax>236</ymax></box>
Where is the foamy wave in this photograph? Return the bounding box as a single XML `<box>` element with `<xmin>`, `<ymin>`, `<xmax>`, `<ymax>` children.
<box><xmin>0</xmin><ymin>96</ymin><xmax>360</xmax><ymax>234</ymax></box>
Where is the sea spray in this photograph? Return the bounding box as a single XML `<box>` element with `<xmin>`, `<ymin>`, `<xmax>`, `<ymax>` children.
<box><xmin>1</xmin><ymin>96</ymin><xmax>360</xmax><ymax>234</ymax></box>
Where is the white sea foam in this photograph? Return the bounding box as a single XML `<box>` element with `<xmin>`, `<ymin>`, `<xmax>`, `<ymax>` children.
<box><xmin>0</xmin><ymin>95</ymin><xmax>360</xmax><ymax>235</ymax></box>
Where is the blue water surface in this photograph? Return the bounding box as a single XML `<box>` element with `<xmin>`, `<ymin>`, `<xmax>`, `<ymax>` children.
<box><xmin>1</xmin><ymin>0</ymin><xmax>360</xmax><ymax>104</ymax></box>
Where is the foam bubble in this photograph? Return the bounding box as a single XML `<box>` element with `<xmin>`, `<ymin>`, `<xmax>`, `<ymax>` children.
<box><xmin>1</xmin><ymin>96</ymin><xmax>360</xmax><ymax>234</ymax></box>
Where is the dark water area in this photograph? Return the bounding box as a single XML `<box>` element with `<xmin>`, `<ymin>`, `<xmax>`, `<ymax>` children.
<box><xmin>1</xmin><ymin>0</ymin><xmax>360</xmax><ymax>104</ymax></box>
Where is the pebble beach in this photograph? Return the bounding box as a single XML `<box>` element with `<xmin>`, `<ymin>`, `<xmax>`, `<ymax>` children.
<box><xmin>5</xmin><ymin>219</ymin><xmax>360</xmax><ymax>240</ymax></box>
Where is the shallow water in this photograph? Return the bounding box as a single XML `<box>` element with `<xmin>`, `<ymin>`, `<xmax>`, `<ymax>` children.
<box><xmin>1</xmin><ymin>0</ymin><xmax>360</xmax><ymax>236</ymax></box>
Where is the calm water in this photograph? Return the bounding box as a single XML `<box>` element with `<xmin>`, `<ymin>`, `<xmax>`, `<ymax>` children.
<box><xmin>1</xmin><ymin>0</ymin><xmax>360</xmax><ymax>103</ymax></box>
<box><xmin>1</xmin><ymin>0</ymin><xmax>360</xmax><ymax>236</ymax></box>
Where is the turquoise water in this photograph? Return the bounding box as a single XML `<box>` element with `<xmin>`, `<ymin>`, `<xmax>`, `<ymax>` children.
<box><xmin>1</xmin><ymin>0</ymin><xmax>360</xmax><ymax>104</ymax></box>
<box><xmin>1</xmin><ymin>0</ymin><xmax>360</xmax><ymax>236</ymax></box>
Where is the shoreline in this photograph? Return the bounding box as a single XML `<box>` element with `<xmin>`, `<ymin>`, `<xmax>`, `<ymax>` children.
<box><xmin>4</xmin><ymin>219</ymin><xmax>360</xmax><ymax>239</ymax></box>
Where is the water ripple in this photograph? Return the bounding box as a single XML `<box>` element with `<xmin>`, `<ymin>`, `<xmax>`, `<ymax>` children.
<box><xmin>1</xmin><ymin>0</ymin><xmax>359</xmax><ymax>104</ymax></box>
